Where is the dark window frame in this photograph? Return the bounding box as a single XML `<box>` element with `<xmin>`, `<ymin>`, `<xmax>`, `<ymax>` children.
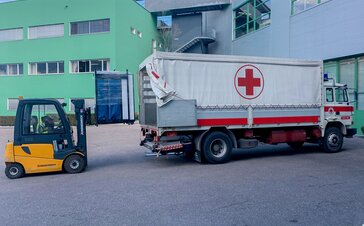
<box><xmin>326</xmin><ymin>88</ymin><xmax>334</xmax><ymax>102</ymax></box>
<box><xmin>70</xmin><ymin>19</ymin><xmax>110</xmax><ymax>35</ymax></box>
<box><xmin>0</xmin><ymin>63</ymin><xmax>23</xmax><ymax>76</ymax></box>
<box><xmin>22</xmin><ymin>103</ymin><xmax>66</xmax><ymax>136</ymax></box>
<box><xmin>233</xmin><ymin>0</ymin><xmax>271</xmax><ymax>39</ymax></box>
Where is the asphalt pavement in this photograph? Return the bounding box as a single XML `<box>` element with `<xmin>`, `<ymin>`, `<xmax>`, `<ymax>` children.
<box><xmin>0</xmin><ymin>124</ymin><xmax>363</xmax><ymax>226</ymax></box>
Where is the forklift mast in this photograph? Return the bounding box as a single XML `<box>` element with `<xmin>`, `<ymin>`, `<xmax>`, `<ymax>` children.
<box><xmin>71</xmin><ymin>99</ymin><xmax>87</xmax><ymax>155</ymax></box>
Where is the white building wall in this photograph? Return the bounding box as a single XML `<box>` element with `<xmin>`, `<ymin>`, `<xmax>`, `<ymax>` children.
<box><xmin>232</xmin><ymin>0</ymin><xmax>364</xmax><ymax>61</ymax></box>
<box><xmin>289</xmin><ymin>0</ymin><xmax>364</xmax><ymax>60</ymax></box>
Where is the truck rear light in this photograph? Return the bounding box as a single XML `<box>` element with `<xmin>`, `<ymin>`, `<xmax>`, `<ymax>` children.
<box><xmin>165</xmin><ymin>132</ymin><xmax>177</xmax><ymax>137</ymax></box>
<box><xmin>161</xmin><ymin>143</ymin><xmax>183</xmax><ymax>151</ymax></box>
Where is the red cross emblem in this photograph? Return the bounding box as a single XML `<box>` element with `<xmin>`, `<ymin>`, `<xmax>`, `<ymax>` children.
<box><xmin>234</xmin><ymin>64</ymin><xmax>264</xmax><ymax>100</ymax></box>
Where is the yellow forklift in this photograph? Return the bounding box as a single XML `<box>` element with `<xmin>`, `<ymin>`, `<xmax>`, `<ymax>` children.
<box><xmin>4</xmin><ymin>99</ymin><xmax>89</xmax><ymax>179</ymax></box>
<box><xmin>4</xmin><ymin>71</ymin><xmax>135</xmax><ymax>179</ymax></box>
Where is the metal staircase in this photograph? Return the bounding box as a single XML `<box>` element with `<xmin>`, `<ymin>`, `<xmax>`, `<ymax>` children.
<box><xmin>175</xmin><ymin>36</ymin><xmax>216</xmax><ymax>53</ymax></box>
<box><xmin>175</xmin><ymin>29</ymin><xmax>217</xmax><ymax>53</ymax></box>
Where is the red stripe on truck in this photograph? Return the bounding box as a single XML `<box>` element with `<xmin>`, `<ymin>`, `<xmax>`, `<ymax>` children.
<box><xmin>324</xmin><ymin>106</ymin><xmax>354</xmax><ymax>112</ymax></box>
<box><xmin>197</xmin><ymin>116</ymin><xmax>319</xmax><ymax>126</ymax></box>
<box><xmin>151</xmin><ymin>71</ymin><xmax>160</xmax><ymax>79</ymax></box>
<box><xmin>197</xmin><ymin>118</ymin><xmax>248</xmax><ymax>126</ymax></box>
<box><xmin>253</xmin><ymin>116</ymin><xmax>320</xmax><ymax>125</ymax></box>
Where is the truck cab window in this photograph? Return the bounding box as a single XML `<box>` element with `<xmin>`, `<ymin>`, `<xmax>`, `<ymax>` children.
<box><xmin>326</xmin><ymin>88</ymin><xmax>333</xmax><ymax>102</ymax></box>
<box><xmin>335</xmin><ymin>88</ymin><xmax>348</xmax><ymax>103</ymax></box>
<box><xmin>23</xmin><ymin>104</ymin><xmax>65</xmax><ymax>135</ymax></box>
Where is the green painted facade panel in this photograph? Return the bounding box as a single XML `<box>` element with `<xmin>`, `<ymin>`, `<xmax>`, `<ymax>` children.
<box><xmin>0</xmin><ymin>0</ymin><xmax>157</xmax><ymax>117</ymax></box>
<box><xmin>324</xmin><ymin>59</ymin><xmax>364</xmax><ymax>134</ymax></box>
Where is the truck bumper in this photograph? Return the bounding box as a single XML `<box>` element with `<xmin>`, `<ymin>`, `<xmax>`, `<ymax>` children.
<box><xmin>346</xmin><ymin>128</ymin><xmax>357</xmax><ymax>138</ymax></box>
<box><xmin>140</xmin><ymin>140</ymin><xmax>192</xmax><ymax>153</ymax></box>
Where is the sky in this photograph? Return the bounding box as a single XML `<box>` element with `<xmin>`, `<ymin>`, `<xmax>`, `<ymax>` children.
<box><xmin>0</xmin><ymin>0</ymin><xmax>16</xmax><ymax>3</ymax></box>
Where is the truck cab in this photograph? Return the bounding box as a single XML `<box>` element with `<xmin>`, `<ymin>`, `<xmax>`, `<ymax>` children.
<box><xmin>322</xmin><ymin>77</ymin><xmax>356</xmax><ymax>152</ymax></box>
<box><xmin>323</xmin><ymin>78</ymin><xmax>356</xmax><ymax>134</ymax></box>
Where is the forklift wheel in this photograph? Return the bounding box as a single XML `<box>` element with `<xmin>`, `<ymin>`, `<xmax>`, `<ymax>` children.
<box><xmin>64</xmin><ymin>155</ymin><xmax>85</xmax><ymax>174</ymax></box>
<box><xmin>5</xmin><ymin>163</ymin><xmax>25</xmax><ymax>179</ymax></box>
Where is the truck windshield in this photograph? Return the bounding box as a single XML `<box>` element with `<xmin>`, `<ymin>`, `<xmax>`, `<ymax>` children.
<box><xmin>335</xmin><ymin>88</ymin><xmax>348</xmax><ymax>103</ymax></box>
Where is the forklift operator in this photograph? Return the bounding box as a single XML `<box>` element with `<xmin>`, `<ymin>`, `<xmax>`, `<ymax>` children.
<box><xmin>41</xmin><ymin>115</ymin><xmax>54</xmax><ymax>133</ymax></box>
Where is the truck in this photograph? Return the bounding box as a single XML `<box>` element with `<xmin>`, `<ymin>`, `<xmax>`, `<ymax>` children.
<box><xmin>138</xmin><ymin>52</ymin><xmax>357</xmax><ymax>164</ymax></box>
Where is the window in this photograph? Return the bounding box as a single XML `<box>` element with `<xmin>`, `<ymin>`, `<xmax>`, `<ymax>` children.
<box><xmin>157</xmin><ymin>16</ymin><xmax>172</xmax><ymax>29</ymax></box>
<box><xmin>233</xmin><ymin>0</ymin><xmax>271</xmax><ymax>39</ymax></box>
<box><xmin>29</xmin><ymin>61</ymin><xmax>64</xmax><ymax>75</ymax></box>
<box><xmin>29</xmin><ymin>24</ymin><xmax>64</xmax><ymax>39</ymax></box>
<box><xmin>325</xmin><ymin>56</ymin><xmax>364</xmax><ymax>113</ymax></box>
<box><xmin>22</xmin><ymin>104</ymin><xmax>65</xmax><ymax>135</ymax></box>
<box><xmin>339</xmin><ymin>60</ymin><xmax>355</xmax><ymax>102</ymax></box>
<box><xmin>71</xmin><ymin>59</ymin><xmax>109</xmax><ymax>73</ymax></box>
<box><xmin>335</xmin><ymin>88</ymin><xmax>348</xmax><ymax>103</ymax></box>
<box><xmin>7</xmin><ymin>98</ymin><xmax>19</xmax><ymax>111</ymax></box>
<box><xmin>0</xmin><ymin>28</ymin><xmax>23</xmax><ymax>42</ymax></box>
<box><xmin>70</xmin><ymin>19</ymin><xmax>110</xmax><ymax>35</ymax></box>
<box><xmin>358</xmin><ymin>58</ymin><xmax>364</xmax><ymax>110</ymax></box>
<box><xmin>90</xmin><ymin>20</ymin><xmax>109</xmax><ymax>33</ymax></box>
<box><xmin>324</xmin><ymin>62</ymin><xmax>337</xmax><ymax>79</ymax></box>
<box><xmin>326</xmin><ymin>88</ymin><xmax>333</xmax><ymax>102</ymax></box>
<box><xmin>69</xmin><ymin>98</ymin><xmax>95</xmax><ymax>112</ymax></box>
<box><xmin>291</xmin><ymin>0</ymin><xmax>329</xmax><ymax>15</ymax></box>
<box><xmin>0</xmin><ymin>63</ymin><xmax>23</xmax><ymax>76</ymax></box>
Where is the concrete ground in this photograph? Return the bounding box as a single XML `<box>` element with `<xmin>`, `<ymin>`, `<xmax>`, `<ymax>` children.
<box><xmin>0</xmin><ymin>124</ymin><xmax>363</xmax><ymax>226</ymax></box>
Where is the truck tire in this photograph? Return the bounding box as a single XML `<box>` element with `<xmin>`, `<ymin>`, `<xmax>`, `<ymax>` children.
<box><xmin>288</xmin><ymin>142</ymin><xmax>304</xmax><ymax>150</ymax></box>
<box><xmin>5</xmin><ymin>163</ymin><xmax>25</xmax><ymax>179</ymax></box>
<box><xmin>203</xmin><ymin>131</ymin><xmax>232</xmax><ymax>164</ymax></box>
<box><xmin>322</xmin><ymin>127</ymin><xmax>343</xmax><ymax>153</ymax></box>
<box><xmin>64</xmin><ymin>155</ymin><xmax>85</xmax><ymax>174</ymax></box>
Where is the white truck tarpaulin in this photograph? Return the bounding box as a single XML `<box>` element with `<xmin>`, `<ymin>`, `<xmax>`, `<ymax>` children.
<box><xmin>145</xmin><ymin>59</ymin><xmax>176</xmax><ymax>106</ymax></box>
<box><xmin>142</xmin><ymin>52</ymin><xmax>323</xmax><ymax>108</ymax></box>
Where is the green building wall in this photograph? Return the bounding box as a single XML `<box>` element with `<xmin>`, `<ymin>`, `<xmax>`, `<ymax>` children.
<box><xmin>0</xmin><ymin>0</ymin><xmax>157</xmax><ymax>118</ymax></box>
<box><xmin>324</xmin><ymin>59</ymin><xmax>364</xmax><ymax>135</ymax></box>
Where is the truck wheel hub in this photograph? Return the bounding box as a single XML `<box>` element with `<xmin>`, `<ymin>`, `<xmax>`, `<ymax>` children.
<box><xmin>210</xmin><ymin>139</ymin><xmax>227</xmax><ymax>158</ymax></box>
<box><xmin>328</xmin><ymin>134</ymin><xmax>339</xmax><ymax>147</ymax></box>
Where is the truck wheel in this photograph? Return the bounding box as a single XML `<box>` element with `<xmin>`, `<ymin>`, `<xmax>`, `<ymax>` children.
<box><xmin>203</xmin><ymin>131</ymin><xmax>232</xmax><ymax>164</ymax></box>
<box><xmin>322</xmin><ymin>127</ymin><xmax>343</xmax><ymax>153</ymax></box>
<box><xmin>64</xmin><ymin>155</ymin><xmax>85</xmax><ymax>174</ymax></box>
<box><xmin>5</xmin><ymin>163</ymin><xmax>25</xmax><ymax>179</ymax></box>
<box><xmin>288</xmin><ymin>142</ymin><xmax>304</xmax><ymax>150</ymax></box>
